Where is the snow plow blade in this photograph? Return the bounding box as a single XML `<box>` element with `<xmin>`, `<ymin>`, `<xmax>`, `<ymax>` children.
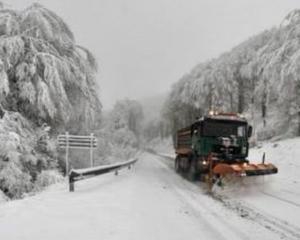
<box><xmin>213</xmin><ymin>163</ymin><xmax>278</xmax><ymax>177</ymax></box>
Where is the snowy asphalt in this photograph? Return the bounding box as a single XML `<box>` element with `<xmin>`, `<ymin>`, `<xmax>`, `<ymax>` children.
<box><xmin>0</xmin><ymin>151</ymin><xmax>299</xmax><ymax>240</ymax></box>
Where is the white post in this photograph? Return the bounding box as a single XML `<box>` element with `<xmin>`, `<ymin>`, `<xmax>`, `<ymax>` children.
<box><xmin>90</xmin><ymin>133</ymin><xmax>94</xmax><ymax>167</ymax></box>
<box><xmin>65</xmin><ymin>131</ymin><xmax>69</xmax><ymax>176</ymax></box>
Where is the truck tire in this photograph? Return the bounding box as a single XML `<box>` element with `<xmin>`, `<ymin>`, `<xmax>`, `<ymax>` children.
<box><xmin>187</xmin><ymin>161</ymin><xmax>197</xmax><ymax>181</ymax></box>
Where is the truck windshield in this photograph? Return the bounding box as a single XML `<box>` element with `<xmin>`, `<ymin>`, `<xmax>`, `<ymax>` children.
<box><xmin>202</xmin><ymin>121</ymin><xmax>246</xmax><ymax>137</ymax></box>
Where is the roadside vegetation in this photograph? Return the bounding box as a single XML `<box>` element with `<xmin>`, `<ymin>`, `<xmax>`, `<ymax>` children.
<box><xmin>0</xmin><ymin>3</ymin><xmax>101</xmax><ymax>199</ymax></box>
<box><xmin>162</xmin><ymin>10</ymin><xmax>300</xmax><ymax>143</ymax></box>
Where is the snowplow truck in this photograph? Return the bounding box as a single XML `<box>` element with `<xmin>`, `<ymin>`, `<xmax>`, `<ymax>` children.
<box><xmin>174</xmin><ymin>112</ymin><xmax>278</xmax><ymax>182</ymax></box>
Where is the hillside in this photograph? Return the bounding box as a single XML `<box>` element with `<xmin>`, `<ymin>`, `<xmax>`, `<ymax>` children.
<box><xmin>139</xmin><ymin>93</ymin><xmax>167</xmax><ymax>123</ymax></box>
<box><xmin>0</xmin><ymin>3</ymin><xmax>101</xmax><ymax>199</ymax></box>
<box><xmin>163</xmin><ymin>9</ymin><xmax>300</xmax><ymax>142</ymax></box>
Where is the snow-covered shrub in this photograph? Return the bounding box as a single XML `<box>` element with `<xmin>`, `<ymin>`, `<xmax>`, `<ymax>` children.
<box><xmin>0</xmin><ymin>160</ymin><xmax>33</xmax><ymax>199</ymax></box>
<box><xmin>0</xmin><ymin>189</ymin><xmax>7</xmax><ymax>203</ymax></box>
<box><xmin>93</xmin><ymin>128</ymin><xmax>139</xmax><ymax>165</ymax></box>
<box><xmin>92</xmin><ymin>99</ymin><xmax>143</xmax><ymax>165</ymax></box>
<box><xmin>0</xmin><ymin>112</ymin><xmax>33</xmax><ymax>198</ymax></box>
<box><xmin>111</xmin><ymin>128</ymin><xmax>138</xmax><ymax>148</ymax></box>
<box><xmin>0</xmin><ymin>110</ymin><xmax>61</xmax><ymax>199</ymax></box>
<box><xmin>34</xmin><ymin>170</ymin><xmax>63</xmax><ymax>191</ymax></box>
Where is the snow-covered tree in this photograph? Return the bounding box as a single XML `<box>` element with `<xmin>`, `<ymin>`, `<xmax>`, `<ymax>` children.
<box><xmin>0</xmin><ymin>2</ymin><xmax>101</xmax><ymax>199</ymax></box>
<box><xmin>0</xmin><ymin>3</ymin><xmax>101</xmax><ymax>131</ymax></box>
<box><xmin>108</xmin><ymin>99</ymin><xmax>144</xmax><ymax>137</ymax></box>
<box><xmin>163</xmin><ymin>9</ymin><xmax>300</xmax><ymax>140</ymax></box>
<box><xmin>93</xmin><ymin>99</ymin><xmax>144</xmax><ymax>165</ymax></box>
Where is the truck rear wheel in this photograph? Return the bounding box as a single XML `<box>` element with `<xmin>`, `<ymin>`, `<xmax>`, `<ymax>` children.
<box><xmin>187</xmin><ymin>161</ymin><xmax>198</xmax><ymax>181</ymax></box>
<box><xmin>175</xmin><ymin>155</ymin><xmax>181</xmax><ymax>173</ymax></box>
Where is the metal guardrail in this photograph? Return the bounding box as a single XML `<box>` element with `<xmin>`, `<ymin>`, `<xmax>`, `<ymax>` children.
<box><xmin>68</xmin><ymin>158</ymin><xmax>138</xmax><ymax>192</ymax></box>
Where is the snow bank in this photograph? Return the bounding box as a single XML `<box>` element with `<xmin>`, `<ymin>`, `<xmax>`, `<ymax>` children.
<box><xmin>249</xmin><ymin>137</ymin><xmax>300</xmax><ymax>187</ymax></box>
<box><xmin>34</xmin><ymin>170</ymin><xmax>64</xmax><ymax>191</ymax></box>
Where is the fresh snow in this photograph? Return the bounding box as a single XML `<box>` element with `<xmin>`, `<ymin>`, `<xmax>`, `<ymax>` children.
<box><xmin>1</xmin><ymin>138</ymin><xmax>300</xmax><ymax>239</ymax></box>
<box><xmin>162</xmin><ymin>137</ymin><xmax>300</xmax><ymax>239</ymax></box>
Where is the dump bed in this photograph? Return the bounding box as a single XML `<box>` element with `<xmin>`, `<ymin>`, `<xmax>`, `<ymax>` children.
<box><xmin>175</xmin><ymin>127</ymin><xmax>192</xmax><ymax>155</ymax></box>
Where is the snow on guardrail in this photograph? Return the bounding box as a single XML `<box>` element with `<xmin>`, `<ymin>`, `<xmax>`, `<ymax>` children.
<box><xmin>68</xmin><ymin>158</ymin><xmax>138</xmax><ymax>192</ymax></box>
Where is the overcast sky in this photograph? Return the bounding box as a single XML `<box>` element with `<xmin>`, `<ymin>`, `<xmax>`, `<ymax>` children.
<box><xmin>7</xmin><ymin>0</ymin><xmax>300</xmax><ymax>109</ymax></box>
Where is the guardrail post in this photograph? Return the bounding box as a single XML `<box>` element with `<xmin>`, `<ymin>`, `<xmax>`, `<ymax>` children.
<box><xmin>65</xmin><ymin>131</ymin><xmax>69</xmax><ymax>176</ymax></box>
<box><xmin>90</xmin><ymin>133</ymin><xmax>94</xmax><ymax>167</ymax></box>
<box><xmin>69</xmin><ymin>173</ymin><xmax>74</xmax><ymax>192</ymax></box>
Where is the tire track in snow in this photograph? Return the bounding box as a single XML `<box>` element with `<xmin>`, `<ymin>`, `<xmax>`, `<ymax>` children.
<box><xmin>259</xmin><ymin>190</ymin><xmax>300</xmax><ymax>208</ymax></box>
<box><xmin>155</xmin><ymin>153</ymin><xmax>300</xmax><ymax>240</ymax></box>
<box><xmin>154</xmin><ymin>155</ymin><xmax>258</xmax><ymax>240</ymax></box>
<box><xmin>213</xmin><ymin>195</ymin><xmax>300</xmax><ymax>240</ymax></box>
<box><xmin>281</xmin><ymin>188</ymin><xmax>300</xmax><ymax>197</ymax></box>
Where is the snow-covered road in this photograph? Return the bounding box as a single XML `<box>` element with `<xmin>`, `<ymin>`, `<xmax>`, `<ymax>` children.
<box><xmin>0</xmin><ymin>151</ymin><xmax>299</xmax><ymax>240</ymax></box>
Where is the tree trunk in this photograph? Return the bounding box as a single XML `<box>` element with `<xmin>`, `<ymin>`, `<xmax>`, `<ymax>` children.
<box><xmin>296</xmin><ymin>81</ymin><xmax>300</xmax><ymax>136</ymax></box>
<box><xmin>230</xmin><ymin>93</ymin><xmax>233</xmax><ymax>112</ymax></box>
<box><xmin>237</xmin><ymin>77</ymin><xmax>245</xmax><ymax>113</ymax></box>
<box><xmin>208</xmin><ymin>83</ymin><xmax>213</xmax><ymax>110</ymax></box>
<box><xmin>261</xmin><ymin>80</ymin><xmax>267</xmax><ymax>127</ymax></box>
<box><xmin>262</xmin><ymin>97</ymin><xmax>267</xmax><ymax>127</ymax></box>
<box><xmin>298</xmin><ymin>111</ymin><xmax>300</xmax><ymax>136</ymax></box>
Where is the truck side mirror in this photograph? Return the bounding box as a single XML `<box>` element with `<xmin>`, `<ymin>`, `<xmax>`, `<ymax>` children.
<box><xmin>248</xmin><ymin>126</ymin><xmax>253</xmax><ymax>138</ymax></box>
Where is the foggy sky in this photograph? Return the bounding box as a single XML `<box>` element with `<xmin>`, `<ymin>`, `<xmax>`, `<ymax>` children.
<box><xmin>7</xmin><ymin>0</ymin><xmax>300</xmax><ymax>109</ymax></box>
